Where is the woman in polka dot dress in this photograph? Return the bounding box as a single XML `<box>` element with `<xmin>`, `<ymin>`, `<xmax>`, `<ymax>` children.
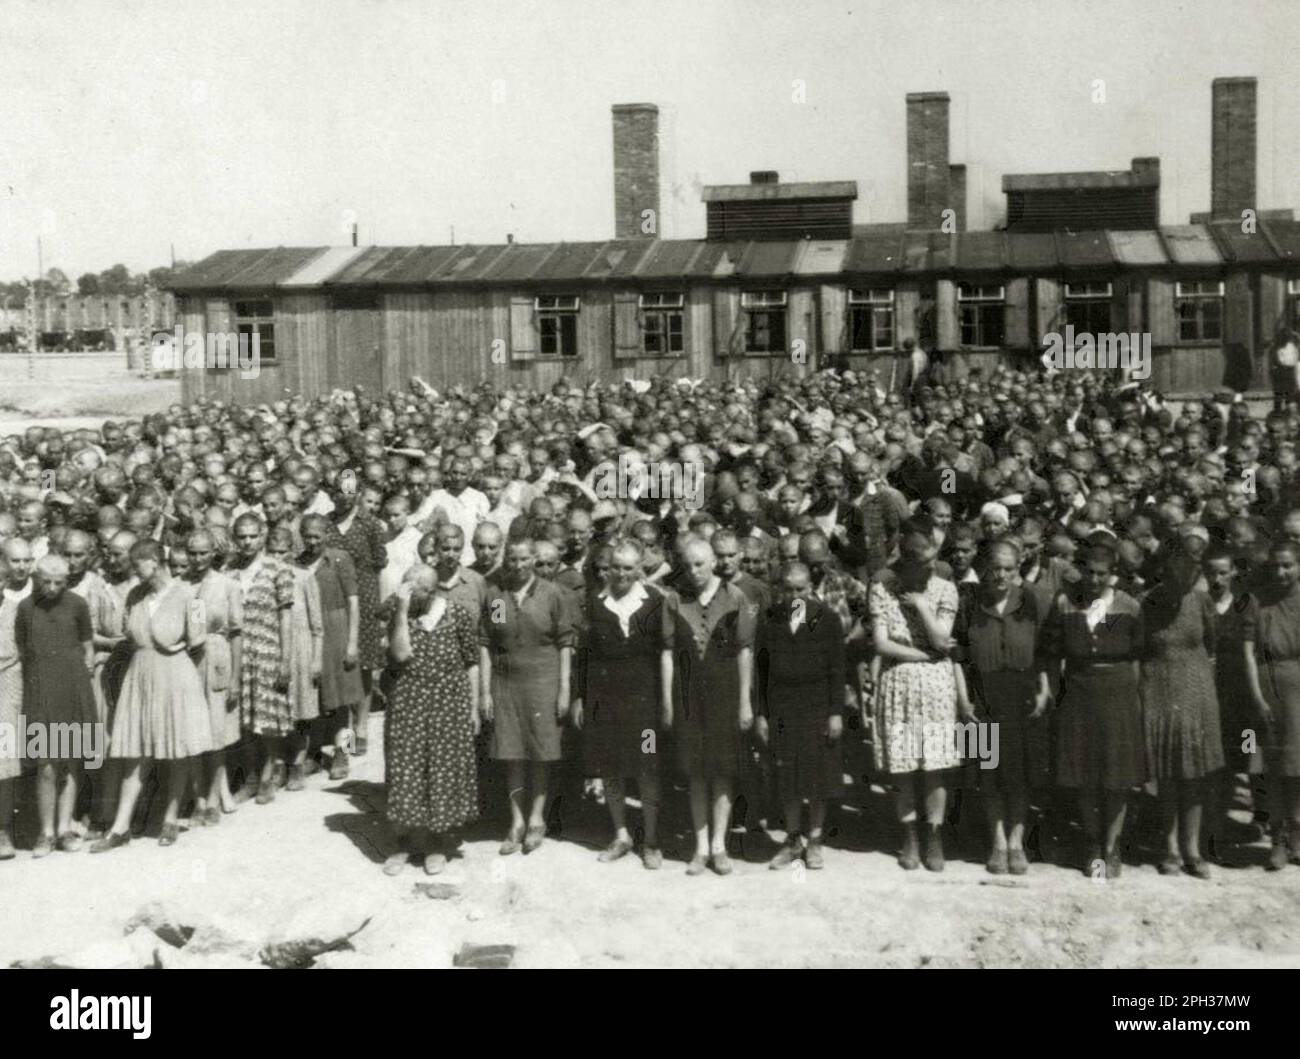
<box><xmin>383</xmin><ymin>565</ymin><xmax>480</xmax><ymax>876</ymax></box>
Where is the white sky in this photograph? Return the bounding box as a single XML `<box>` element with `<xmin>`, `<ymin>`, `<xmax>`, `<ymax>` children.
<box><xmin>1</xmin><ymin>0</ymin><xmax>1296</xmax><ymax>280</ymax></box>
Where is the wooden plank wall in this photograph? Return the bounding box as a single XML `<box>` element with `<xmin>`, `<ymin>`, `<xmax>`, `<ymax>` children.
<box><xmin>176</xmin><ymin>270</ymin><xmax>1300</xmax><ymax>403</ymax></box>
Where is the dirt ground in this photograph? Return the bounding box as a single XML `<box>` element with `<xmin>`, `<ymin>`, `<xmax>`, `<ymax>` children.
<box><xmin>2</xmin><ymin>712</ymin><xmax>1298</xmax><ymax>969</ymax></box>
<box><xmin>0</xmin><ymin>353</ymin><xmax>178</xmax><ymax>432</ymax></box>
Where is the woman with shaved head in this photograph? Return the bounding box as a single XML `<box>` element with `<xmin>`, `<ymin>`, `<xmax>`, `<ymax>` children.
<box><xmin>187</xmin><ymin>529</ymin><xmax>243</xmax><ymax>822</ymax></box>
<box><xmin>0</xmin><ymin>541</ymin><xmax>34</xmax><ymax>858</ymax></box>
<box><xmin>755</xmin><ymin>560</ymin><xmax>845</xmax><ymax>870</ymax></box>
<box><xmin>16</xmin><ymin>553</ymin><xmax>98</xmax><ymax>856</ymax></box>
<box><xmin>666</xmin><ymin>535</ymin><xmax>756</xmax><ymax>875</ymax></box>
<box><xmin>384</xmin><ymin>563</ymin><xmax>481</xmax><ymax>876</ymax></box>
<box><xmin>870</xmin><ymin>523</ymin><xmax>961</xmax><ymax>872</ymax></box>
<box><xmin>576</xmin><ymin>538</ymin><xmax>671</xmax><ymax>869</ymax></box>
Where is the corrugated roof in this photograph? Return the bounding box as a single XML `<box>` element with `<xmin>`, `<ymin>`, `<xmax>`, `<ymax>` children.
<box><xmin>701</xmin><ymin>181</ymin><xmax>858</xmax><ymax>203</ymax></box>
<box><xmin>171</xmin><ymin>248</ymin><xmax>327</xmax><ymax>291</ymax></box>
<box><xmin>1161</xmin><ymin>225</ymin><xmax>1223</xmax><ymax>265</ymax></box>
<box><xmin>1108</xmin><ymin>229</ymin><xmax>1168</xmax><ymax>267</ymax></box>
<box><xmin>1056</xmin><ymin>230</ymin><xmax>1115</xmax><ymax>269</ymax></box>
<box><xmin>280</xmin><ymin>246</ymin><xmax>368</xmax><ymax>287</ymax></box>
<box><xmin>478</xmin><ymin>242</ymin><xmax>559</xmax><ymax>282</ymax></box>
<box><xmin>223</xmin><ymin>247</ymin><xmax>330</xmax><ymax>289</ymax></box>
<box><xmin>842</xmin><ymin>234</ymin><xmax>905</xmax><ymax>275</ymax></box>
<box><xmin>1208</xmin><ymin>221</ymin><xmax>1282</xmax><ymax>264</ymax></box>
<box><xmin>1006</xmin><ymin>231</ymin><xmax>1059</xmax><ymax>271</ymax></box>
<box><xmin>582</xmin><ymin>240</ymin><xmax>656</xmax><ymax>280</ymax></box>
<box><xmin>634</xmin><ymin>240</ymin><xmax>708</xmax><ymax>278</ymax></box>
<box><xmin>533</xmin><ymin>242</ymin><xmax>609</xmax><ymax>281</ymax></box>
<box><xmin>170</xmin><ymin>224</ymin><xmax>1300</xmax><ymax>295</ymax></box>
<box><xmin>1265</xmin><ymin>220</ymin><xmax>1300</xmax><ymax>262</ymax></box>
<box><xmin>955</xmin><ymin>231</ymin><xmax>1005</xmax><ymax>272</ymax></box>
<box><xmin>793</xmin><ymin>240</ymin><xmax>849</xmax><ymax>275</ymax></box>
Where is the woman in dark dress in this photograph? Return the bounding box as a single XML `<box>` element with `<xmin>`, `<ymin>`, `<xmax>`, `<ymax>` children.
<box><xmin>300</xmin><ymin>514</ymin><xmax>363</xmax><ymax>781</ymax></box>
<box><xmin>1139</xmin><ymin>536</ymin><xmax>1222</xmax><ymax>879</ymax></box>
<box><xmin>1203</xmin><ymin>546</ymin><xmax>1259</xmax><ymax>854</ymax></box>
<box><xmin>756</xmin><ymin>561</ymin><xmax>845</xmax><ymax>871</ymax></box>
<box><xmin>1242</xmin><ymin>539</ymin><xmax>1300</xmax><ymax>870</ymax></box>
<box><xmin>384</xmin><ymin>565</ymin><xmax>480</xmax><ymax>876</ymax></box>
<box><xmin>575</xmin><ymin>538</ymin><xmax>671</xmax><ymax>870</ymax></box>
<box><xmin>325</xmin><ymin>474</ymin><xmax>387</xmax><ymax>757</ymax></box>
<box><xmin>14</xmin><ymin>554</ymin><xmax>98</xmax><ymax>856</ymax></box>
<box><xmin>1042</xmin><ymin>541</ymin><xmax>1145</xmax><ymax>879</ymax></box>
<box><xmin>666</xmin><ymin>537</ymin><xmax>755</xmax><ymax>876</ymax></box>
<box><xmin>479</xmin><ymin>538</ymin><xmax>576</xmax><ymax>856</ymax></box>
<box><xmin>952</xmin><ymin>540</ymin><xmax>1051</xmax><ymax>876</ymax></box>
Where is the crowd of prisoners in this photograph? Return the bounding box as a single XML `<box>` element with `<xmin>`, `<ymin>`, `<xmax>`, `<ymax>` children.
<box><xmin>1</xmin><ymin>364</ymin><xmax>1299</xmax><ymax>880</ymax></box>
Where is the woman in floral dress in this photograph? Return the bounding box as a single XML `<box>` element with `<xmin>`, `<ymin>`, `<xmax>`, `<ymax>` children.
<box><xmin>230</xmin><ymin>514</ymin><xmax>297</xmax><ymax>804</ymax></box>
<box><xmin>383</xmin><ymin>565</ymin><xmax>480</xmax><ymax>876</ymax></box>
<box><xmin>1140</xmin><ymin>536</ymin><xmax>1222</xmax><ymax>879</ymax></box>
<box><xmin>325</xmin><ymin>475</ymin><xmax>387</xmax><ymax>757</ymax></box>
<box><xmin>870</xmin><ymin>523</ymin><xmax>960</xmax><ymax>872</ymax></box>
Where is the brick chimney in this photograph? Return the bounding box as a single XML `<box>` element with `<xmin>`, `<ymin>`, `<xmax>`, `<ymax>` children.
<box><xmin>947</xmin><ymin>164</ymin><xmax>967</xmax><ymax>232</ymax></box>
<box><xmin>1211</xmin><ymin>77</ymin><xmax>1256</xmax><ymax>220</ymax></box>
<box><xmin>906</xmin><ymin>91</ymin><xmax>950</xmax><ymax>230</ymax></box>
<box><xmin>611</xmin><ymin>103</ymin><xmax>660</xmax><ymax>239</ymax></box>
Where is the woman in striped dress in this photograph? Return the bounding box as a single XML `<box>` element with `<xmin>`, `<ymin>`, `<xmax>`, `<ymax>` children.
<box><xmin>268</xmin><ymin>526</ymin><xmax>322</xmax><ymax>791</ymax></box>
<box><xmin>230</xmin><ymin>514</ymin><xmax>296</xmax><ymax>804</ymax></box>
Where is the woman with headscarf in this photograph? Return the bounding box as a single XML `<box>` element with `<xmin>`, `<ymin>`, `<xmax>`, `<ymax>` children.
<box><xmin>575</xmin><ymin>538</ymin><xmax>671</xmax><ymax>869</ymax></box>
<box><xmin>952</xmin><ymin>539</ymin><xmax>1051</xmax><ymax>875</ymax></box>
<box><xmin>92</xmin><ymin>541</ymin><xmax>211</xmax><ymax>851</ymax></box>
<box><xmin>1139</xmin><ymin>534</ymin><xmax>1222</xmax><ymax>878</ymax></box>
<box><xmin>384</xmin><ymin>564</ymin><xmax>481</xmax><ymax>876</ymax></box>
<box><xmin>187</xmin><ymin>529</ymin><xmax>243</xmax><ymax>824</ymax></box>
<box><xmin>870</xmin><ymin>522</ymin><xmax>961</xmax><ymax>871</ymax></box>
<box><xmin>1242</xmin><ymin>538</ymin><xmax>1300</xmax><ymax>870</ymax></box>
<box><xmin>755</xmin><ymin>561</ymin><xmax>844</xmax><ymax>870</ymax></box>
<box><xmin>1042</xmin><ymin>541</ymin><xmax>1145</xmax><ymax>879</ymax></box>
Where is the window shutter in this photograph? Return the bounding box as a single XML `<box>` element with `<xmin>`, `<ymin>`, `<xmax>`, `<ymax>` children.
<box><xmin>1035</xmin><ymin>278</ymin><xmax>1062</xmax><ymax>339</ymax></box>
<box><xmin>613</xmin><ymin>291</ymin><xmax>641</xmax><ymax>360</ymax></box>
<box><xmin>510</xmin><ymin>295</ymin><xmax>538</xmax><ymax>361</ymax></box>
<box><xmin>1148</xmin><ymin>279</ymin><xmax>1176</xmax><ymax>345</ymax></box>
<box><xmin>936</xmin><ymin>279</ymin><xmax>957</xmax><ymax>350</ymax></box>
<box><xmin>1005</xmin><ymin>278</ymin><xmax>1030</xmax><ymax>348</ymax></box>
<box><xmin>714</xmin><ymin>288</ymin><xmax>740</xmax><ymax>358</ymax></box>
<box><xmin>820</xmin><ymin>284</ymin><xmax>846</xmax><ymax>354</ymax></box>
